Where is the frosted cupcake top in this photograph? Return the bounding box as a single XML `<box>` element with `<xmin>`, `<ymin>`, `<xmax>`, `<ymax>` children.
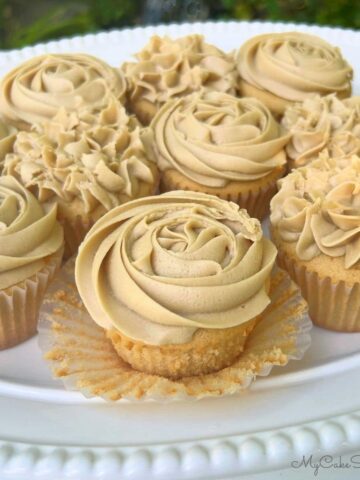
<box><xmin>1</xmin><ymin>100</ymin><xmax>158</xmax><ymax>221</ymax></box>
<box><xmin>270</xmin><ymin>154</ymin><xmax>360</xmax><ymax>269</ymax></box>
<box><xmin>143</xmin><ymin>91</ymin><xmax>289</xmax><ymax>187</ymax></box>
<box><xmin>0</xmin><ymin>176</ymin><xmax>63</xmax><ymax>289</ymax></box>
<box><xmin>282</xmin><ymin>95</ymin><xmax>360</xmax><ymax>167</ymax></box>
<box><xmin>75</xmin><ymin>191</ymin><xmax>277</xmax><ymax>345</ymax></box>
<box><xmin>0</xmin><ymin>54</ymin><xmax>126</xmax><ymax>129</ymax></box>
<box><xmin>123</xmin><ymin>34</ymin><xmax>238</xmax><ymax>124</ymax></box>
<box><xmin>235</xmin><ymin>32</ymin><xmax>352</xmax><ymax>102</ymax></box>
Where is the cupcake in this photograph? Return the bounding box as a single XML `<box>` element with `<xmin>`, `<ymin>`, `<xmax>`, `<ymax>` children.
<box><xmin>75</xmin><ymin>191</ymin><xmax>277</xmax><ymax>379</ymax></box>
<box><xmin>282</xmin><ymin>94</ymin><xmax>360</xmax><ymax>168</ymax></box>
<box><xmin>0</xmin><ymin>176</ymin><xmax>64</xmax><ymax>350</ymax></box>
<box><xmin>122</xmin><ymin>34</ymin><xmax>238</xmax><ymax>125</ymax></box>
<box><xmin>270</xmin><ymin>153</ymin><xmax>360</xmax><ymax>332</ymax></box>
<box><xmin>1</xmin><ymin>99</ymin><xmax>159</xmax><ymax>259</ymax></box>
<box><xmin>142</xmin><ymin>91</ymin><xmax>290</xmax><ymax>220</ymax></box>
<box><xmin>235</xmin><ymin>32</ymin><xmax>353</xmax><ymax>116</ymax></box>
<box><xmin>0</xmin><ymin>53</ymin><xmax>126</xmax><ymax>130</ymax></box>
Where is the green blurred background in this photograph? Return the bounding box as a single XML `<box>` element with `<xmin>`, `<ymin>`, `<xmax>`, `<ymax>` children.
<box><xmin>0</xmin><ymin>0</ymin><xmax>359</xmax><ymax>50</ymax></box>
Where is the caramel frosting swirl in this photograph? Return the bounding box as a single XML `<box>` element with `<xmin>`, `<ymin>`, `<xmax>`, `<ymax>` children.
<box><xmin>143</xmin><ymin>91</ymin><xmax>289</xmax><ymax>187</ymax></box>
<box><xmin>0</xmin><ymin>176</ymin><xmax>63</xmax><ymax>289</ymax></box>
<box><xmin>0</xmin><ymin>54</ymin><xmax>126</xmax><ymax>129</ymax></box>
<box><xmin>283</xmin><ymin>95</ymin><xmax>360</xmax><ymax>167</ymax></box>
<box><xmin>1</xmin><ymin>101</ymin><xmax>158</xmax><ymax>221</ymax></box>
<box><xmin>236</xmin><ymin>32</ymin><xmax>352</xmax><ymax>102</ymax></box>
<box><xmin>76</xmin><ymin>191</ymin><xmax>277</xmax><ymax>345</ymax></box>
<box><xmin>270</xmin><ymin>154</ymin><xmax>360</xmax><ymax>269</ymax></box>
<box><xmin>123</xmin><ymin>34</ymin><xmax>237</xmax><ymax>121</ymax></box>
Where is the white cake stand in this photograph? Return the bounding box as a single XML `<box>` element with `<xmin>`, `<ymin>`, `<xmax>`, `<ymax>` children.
<box><xmin>1</xmin><ymin>20</ymin><xmax>360</xmax><ymax>480</ymax></box>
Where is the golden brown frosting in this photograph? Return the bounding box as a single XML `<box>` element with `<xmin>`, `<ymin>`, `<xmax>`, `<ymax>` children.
<box><xmin>143</xmin><ymin>91</ymin><xmax>289</xmax><ymax>187</ymax></box>
<box><xmin>236</xmin><ymin>32</ymin><xmax>352</xmax><ymax>102</ymax></box>
<box><xmin>1</xmin><ymin>101</ymin><xmax>158</xmax><ymax>221</ymax></box>
<box><xmin>123</xmin><ymin>35</ymin><xmax>237</xmax><ymax>120</ymax></box>
<box><xmin>0</xmin><ymin>176</ymin><xmax>63</xmax><ymax>289</ymax></box>
<box><xmin>75</xmin><ymin>191</ymin><xmax>277</xmax><ymax>345</ymax></box>
<box><xmin>283</xmin><ymin>95</ymin><xmax>360</xmax><ymax>167</ymax></box>
<box><xmin>270</xmin><ymin>153</ymin><xmax>360</xmax><ymax>269</ymax></box>
<box><xmin>0</xmin><ymin>54</ymin><xmax>126</xmax><ymax>129</ymax></box>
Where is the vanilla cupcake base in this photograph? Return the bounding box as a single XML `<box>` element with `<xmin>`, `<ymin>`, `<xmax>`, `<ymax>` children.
<box><xmin>272</xmin><ymin>227</ymin><xmax>360</xmax><ymax>332</ymax></box>
<box><xmin>107</xmin><ymin>317</ymin><xmax>258</xmax><ymax>380</ymax></box>
<box><xmin>38</xmin><ymin>258</ymin><xmax>311</xmax><ymax>402</ymax></box>
<box><xmin>160</xmin><ymin>166</ymin><xmax>286</xmax><ymax>221</ymax></box>
<box><xmin>0</xmin><ymin>247</ymin><xmax>63</xmax><ymax>350</ymax></box>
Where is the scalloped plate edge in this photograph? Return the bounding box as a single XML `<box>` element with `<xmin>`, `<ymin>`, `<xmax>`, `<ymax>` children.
<box><xmin>1</xmin><ymin>19</ymin><xmax>360</xmax><ymax>68</ymax></box>
<box><xmin>1</xmin><ymin>408</ymin><xmax>360</xmax><ymax>478</ymax></box>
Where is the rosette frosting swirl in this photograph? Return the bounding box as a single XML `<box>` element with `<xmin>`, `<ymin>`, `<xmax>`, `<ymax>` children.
<box><xmin>144</xmin><ymin>91</ymin><xmax>289</xmax><ymax>187</ymax></box>
<box><xmin>236</xmin><ymin>32</ymin><xmax>352</xmax><ymax>102</ymax></box>
<box><xmin>0</xmin><ymin>54</ymin><xmax>126</xmax><ymax>129</ymax></box>
<box><xmin>0</xmin><ymin>176</ymin><xmax>63</xmax><ymax>289</ymax></box>
<box><xmin>1</xmin><ymin>101</ymin><xmax>158</xmax><ymax>221</ymax></box>
<box><xmin>282</xmin><ymin>95</ymin><xmax>360</xmax><ymax>167</ymax></box>
<box><xmin>75</xmin><ymin>191</ymin><xmax>277</xmax><ymax>345</ymax></box>
<box><xmin>123</xmin><ymin>34</ymin><xmax>237</xmax><ymax>123</ymax></box>
<box><xmin>270</xmin><ymin>154</ymin><xmax>360</xmax><ymax>269</ymax></box>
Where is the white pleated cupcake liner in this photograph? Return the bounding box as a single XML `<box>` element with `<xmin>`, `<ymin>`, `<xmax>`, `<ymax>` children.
<box><xmin>278</xmin><ymin>250</ymin><xmax>360</xmax><ymax>332</ymax></box>
<box><xmin>0</xmin><ymin>247</ymin><xmax>63</xmax><ymax>350</ymax></box>
<box><xmin>159</xmin><ymin>168</ymin><xmax>284</xmax><ymax>221</ymax></box>
<box><xmin>38</xmin><ymin>258</ymin><xmax>312</xmax><ymax>402</ymax></box>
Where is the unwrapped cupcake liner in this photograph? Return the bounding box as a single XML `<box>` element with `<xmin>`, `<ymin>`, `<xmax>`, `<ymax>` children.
<box><xmin>160</xmin><ymin>170</ymin><xmax>283</xmax><ymax>221</ymax></box>
<box><xmin>277</xmin><ymin>249</ymin><xmax>360</xmax><ymax>332</ymax></box>
<box><xmin>0</xmin><ymin>247</ymin><xmax>63</xmax><ymax>350</ymax></box>
<box><xmin>38</xmin><ymin>259</ymin><xmax>312</xmax><ymax>402</ymax></box>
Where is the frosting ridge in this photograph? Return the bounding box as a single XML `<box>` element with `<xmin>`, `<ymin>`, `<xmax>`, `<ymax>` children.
<box><xmin>75</xmin><ymin>191</ymin><xmax>277</xmax><ymax>345</ymax></box>
<box><xmin>0</xmin><ymin>119</ymin><xmax>16</xmax><ymax>158</ymax></box>
<box><xmin>282</xmin><ymin>94</ymin><xmax>360</xmax><ymax>166</ymax></box>
<box><xmin>123</xmin><ymin>34</ymin><xmax>237</xmax><ymax>122</ymax></box>
<box><xmin>270</xmin><ymin>154</ymin><xmax>360</xmax><ymax>268</ymax></box>
<box><xmin>0</xmin><ymin>54</ymin><xmax>126</xmax><ymax>129</ymax></box>
<box><xmin>0</xmin><ymin>176</ymin><xmax>63</xmax><ymax>289</ymax></box>
<box><xmin>143</xmin><ymin>91</ymin><xmax>289</xmax><ymax>187</ymax></box>
<box><xmin>236</xmin><ymin>32</ymin><xmax>352</xmax><ymax>102</ymax></box>
<box><xmin>1</xmin><ymin>101</ymin><xmax>158</xmax><ymax>221</ymax></box>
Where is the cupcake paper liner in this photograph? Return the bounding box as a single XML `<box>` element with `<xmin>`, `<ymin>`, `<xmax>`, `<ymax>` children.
<box><xmin>38</xmin><ymin>259</ymin><xmax>312</xmax><ymax>402</ymax></box>
<box><xmin>277</xmin><ymin>249</ymin><xmax>360</xmax><ymax>332</ymax></box>
<box><xmin>0</xmin><ymin>247</ymin><xmax>63</xmax><ymax>350</ymax></box>
<box><xmin>160</xmin><ymin>169</ymin><xmax>284</xmax><ymax>221</ymax></box>
<box><xmin>59</xmin><ymin>215</ymin><xmax>93</xmax><ymax>261</ymax></box>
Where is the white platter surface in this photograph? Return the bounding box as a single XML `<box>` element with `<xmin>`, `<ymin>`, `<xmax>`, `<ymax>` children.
<box><xmin>1</xmin><ymin>20</ymin><xmax>360</xmax><ymax>480</ymax></box>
